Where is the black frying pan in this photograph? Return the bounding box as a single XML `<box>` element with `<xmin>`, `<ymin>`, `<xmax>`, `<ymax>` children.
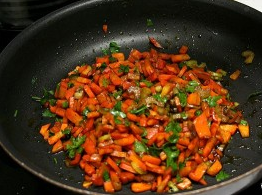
<box><xmin>0</xmin><ymin>0</ymin><xmax>262</xmax><ymax>194</ymax></box>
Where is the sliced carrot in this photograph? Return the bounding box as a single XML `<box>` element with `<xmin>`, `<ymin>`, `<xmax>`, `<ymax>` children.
<box><xmin>89</xmin><ymin>82</ymin><xmax>103</xmax><ymax>95</ymax></box>
<box><xmin>193</xmin><ymin>113</ymin><xmax>211</xmax><ymax>139</ymax></box>
<box><xmin>238</xmin><ymin>124</ymin><xmax>250</xmax><ymax>138</ymax></box>
<box><xmin>171</xmin><ymin>54</ymin><xmax>190</xmax><ymax>63</ymax></box>
<box><xmin>83</xmin><ymin>85</ymin><xmax>95</xmax><ymax>98</ymax></box>
<box><xmin>40</xmin><ymin>123</ymin><xmax>51</xmax><ymax>140</ymax></box>
<box><xmin>106</xmin><ymin>157</ymin><xmax>121</xmax><ymax>174</ymax></box>
<box><xmin>104</xmin><ymin>181</ymin><xmax>115</xmax><ymax>193</ymax></box>
<box><xmin>179</xmin><ymin>45</ymin><xmax>189</xmax><ymax>54</ymax></box>
<box><xmin>202</xmin><ymin>137</ymin><xmax>217</xmax><ymax>158</ymax></box>
<box><xmin>112</xmin><ymin>52</ymin><xmax>125</xmax><ymax>61</ymax></box>
<box><xmin>110</xmin><ymin>72</ymin><xmax>122</xmax><ymax>86</ymax></box>
<box><xmin>119</xmin><ymin>172</ymin><xmax>135</xmax><ymax>184</ymax></box>
<box><xmin>114</xmin><ymin>134</ymin><xmax>135</xmax><ymax>146</ymax></box>
<box><xmin>157</xmin><ymin>174</ymin><xmax>171</xmax><ymax>193</ymax></box>
<box><xmin>141</xmin><ymin>155</ymin><xmax>161</xmax><ymax>165</ymax></box>
<box><xmin>65</xmin><ymin>108</ymin><xmax>83</xmax><ymax>126</ymax></box>
<box><xmin>131</xmin><ymin>183</ymin><xmax>152</xmax><ymax>193</ymax></box>
<box><xmin>109</xmin><ymin>170</ymin><xmax>122</xmax><ymax>191</ymax></box>
<box><xmin>48</xmin><ymin>131</ymin><xmax>63</xmax><ymax>145</ymax></box>
<box><xmin>51</xmin><ymin>139</ymin><xmax>63</xmax><ymax>153</ymax></box>
<box><xmin>187</xmin><ymin>92</ymin><xmax>201</xmax><ymax>106</ymax></box>
<box><xmin>207</xmin><ymin>159</ymin><xmax>222</xmax><ymax>176</ymax></box>
<box><xmin>119</xmin><ymin>161</ymin><xmax>137</xmax><ymax>173</ymax></box>
<box><xmin>230</xmin><ymin>69</ymin><xmax>241</xmax><ymax>80</ymax></box>
<box><xmin>189</xmin><ymin>162</ymin><xmax>208</xmax><ymax>182</ymax></box>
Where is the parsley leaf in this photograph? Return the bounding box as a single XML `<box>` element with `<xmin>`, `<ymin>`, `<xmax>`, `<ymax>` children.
<box><xmin>153</xmin><ymin>93</ymin><xmax>168</xmax><ymax>104</ymax></box>
<box><xmin>185</xmin><ymin>80</ymin><xmax>199</xmax><ymax>92</ymax></box>
<box><xmin>134</xmin><ymin>141</ymin><xmax>148</xmax><ymax>153</ymax></box>
<box><xmin>99</xmin><ymin>62</ymin><xmax>107</xmax><ymax>72</ymax></box>
<box><xmin>163</xmin><ymin>145</ymin><xmax>180</xmax><ymax>171</ymax></box>
<box><xmin>165</xmin><ymin>121</ymin><xmax>182</xmax><ymax>133</ymax></box>
<box><xmin>103</xmin><ymin>170</ymin><xmax>110</xmax><ymax>181</ymax></box>
<box><xmin>109</xmin><ymin>56</ymin><xmax>117</xmax><ymax>63</ymax></box>
<box><xmin>204</xmin><ymin>96</ymin><xmax>221</xmax><ymax>107</ymax></box>
<box><xmin>240</xmin><ymin>120</ymin><xmax>248</xmax><ymax>125</ymax></box>
<box><xmin>147</xmin><ymin>19</ymin><xmax>153</xmax><ymax>27</ymax></box>
<box><xmin>130</xmin><ymin>104</ymin><xmax>148</xmax><ymax>115</ymax></box>
<box><xmin>148</xmin><ymin>144</ymin><xmax>162</xmax><ymax>156</ymax></box>
<box><xmin>216</xmin><ymin>170</ymin><xmax>230</xmax><ymax>182</ymax></box>
<box><xmin>119</xmin><ymin>64</ymin><xmax>130</xmax><ymax>73</ymax></box>
<box><xmin>110</xmin><ymin>101</ymin><xmax>126</xmax><ymax>118</ymax></box>
<box><xmin>82</xmin><ymin>107</ymin><xmax>90</xmax><ymax>117</ymax></box>
<box><xmin>102</xmin><ymin>48</ymin><xmax>109</xmax><ymax>55</ymax></box>
<box><xmin>111</xmin><ymin>110</ymin><xmax>126</xmax><ymax>118</ymax></box>
<box><xmin>109</xmin><ymin>42</ymin><xmax>120</xmax><ymax>53</ymax></box>
<box><xmin>113</xmin><ymin>89</ymin><xmax>123</xmax><ymax>99</ymax></box>
<box><xmin>114</xmin><ymin>116</ymin><xmax>122</xmax><ymax>124</ymax></box>
<box><xmin>62</xmin><ymin>128</ymin><xmax>71</xmax><ymax>135</ymax></box>
<box><xmin>42</xmin><ymin>109</ymin><xmax>56</xmax><ymax>118</ymax></box>
<box><xmin>114</xmin><ymin>101</ymin><xmax>122</xmax><ymax>111</ymax></box>
<box><xmin>66</xmin><ymin>135</ymin><xmax>86</xmax><ymax>159</ymax></box>
<box><xmin>62</xmin><ymin>101</ymin><xmax>69</xmax><ymax>108</ymax></box>
<box><xmin>13</xmin><ymin>110</ymin><xmax>18</xmax><ymax>117</ymax></box>
<box><xmin>32</xmin><ymin>88</ymin><xmax>55</xmax><ymax>106</ymax></box>
<box><xmin>177</xmin><ymin>92</ymin><xmax>187</xmax><ymax>107</ymax></box>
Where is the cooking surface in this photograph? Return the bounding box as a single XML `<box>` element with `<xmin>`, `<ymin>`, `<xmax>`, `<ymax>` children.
<box><xmin>1</xmin><ymin>0</ymin><xmax>262</xmax><ymax>194</ymax></box>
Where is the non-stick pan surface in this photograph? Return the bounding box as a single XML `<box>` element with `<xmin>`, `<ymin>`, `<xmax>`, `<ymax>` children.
<box><xmin>0</xmin><ymin>0</ymin><xmax>262</xmax><ymax>194</ymax></box>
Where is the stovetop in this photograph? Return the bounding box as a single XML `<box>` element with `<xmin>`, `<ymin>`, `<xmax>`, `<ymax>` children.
<box><xmin>0</xmin><ymin>1</ymin><xmax>262</xmax><ymax>194</ymax></box>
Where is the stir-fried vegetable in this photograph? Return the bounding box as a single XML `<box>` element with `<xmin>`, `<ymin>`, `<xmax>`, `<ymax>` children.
<box><xmin>35</xmin><ymin>43</ymin><xmax>249</xmax><ymax>193</ymax></box>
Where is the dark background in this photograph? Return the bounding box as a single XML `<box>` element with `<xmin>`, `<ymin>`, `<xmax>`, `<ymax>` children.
<box><xmin>0</xmin><ymin>0</ymin><xmax>262</xmax><ymax>194</ymax></box>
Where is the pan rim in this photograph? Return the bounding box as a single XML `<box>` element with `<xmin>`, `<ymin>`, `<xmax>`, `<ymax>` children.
<box><xmin>0</xmin><ymin>0</ymin><xmax>262</xmax><ymax>194</ymax></box>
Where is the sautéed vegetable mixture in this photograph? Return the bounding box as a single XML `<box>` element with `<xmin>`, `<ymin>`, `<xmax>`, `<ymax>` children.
<box><xmin>35</xmin><ymin>43</ymin><xmax>249</xmax><ymax>193</ymax></box>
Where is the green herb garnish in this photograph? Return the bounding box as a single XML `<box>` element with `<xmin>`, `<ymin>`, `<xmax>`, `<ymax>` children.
<box><xmin>240</xmin><ymin>119</ymin><xmax>248</xmax><ymax>125</ymax></box>
<box><xmin>177</xmin><ymin>92</ymin><xmax>187</xmax><ymax>107</ymax></box>
<box><xmin>130</xmin><ymin>104</ymin><xmax>148</xmax><ymax>115</ymax></box>
<box><xmin>163</xmin><ymin>145</ymin><xmax>180</xmax><ymax>171</ymax></box>
<box><xmin>185</xmin><ymin>80</ymin><xmax>199</xmax><ymax>92</ymax></box>
<box><xmin>103</xmin><ymin>170</ymin><xmax>110</xmax><ymax>181</ymax></box>
<box><xmin>62</xmin><ymin>129</ymin><xmax>71</xmax><ymax>135</ymax></box>
<box><xmin>153</xmin><ymin>93</ymin><xmax>168</xmax><ymax>104</ymax></box>
<box><xmin>109</xmin><ymin>42</ymin><xmax>120</xmax><ymax>53</ymax></box>
<box><xmin>146</xmin><ymin>19</ymin><xmax>153</xmax><ymax>27</ymax></box>
<box><xmin>134</xmin><ymin>141</ymin><xmax>148</xmax><ymax>153</ymax></box>
<box><xmin>42</xmin><ymin>109</ymin><xmax>56</xmax><ymax>118</ymax></box>
<box><xmin>66</xmin><ymin>135</ymin><xmax>86</xmax><ymax>159</ymax></box>
<box><xmin>110</xmin><ymin>101</ymin><xmax>126</xmax><ymax>118</ymax></box>
<box><xmin>32</xmin><ymin>88</ymin><xmax>55</xmax><ymax>105</ymax></box>
<box><xmin>82</xmin><ymin>107</ymin><xmax>90</xmax><ymax>117</ymax></box>
<box><xmin>216</xmin><ymin>170</ymin><xmax>230</xmax><ymax>182</ymax></box>
<box><xmin>165</xmin><ymin>121</ymin><xmax>182</xmax><ymax>133</ymax></box>
<box><xmin>100</xmin><ymin>62</ymin><xmax>107</xmax><ymax>72</ymax></box>
<box><xmin>205</xmin><ymin>96</ymin><xmax>221</xmax><ymax>107</ymax></box>
<box><xmin>119</xmin><ymin>64</ymin><xmax>130</xmax><ymax>73</ymax></box>
<box><xmin>62</xmin><ymin>101</ymin><xmax>69</xmax><ymax>108</ymax></box>
<box><xmin>14</xmin><ymin>110</ymin><xmax>18</xmax><ymax>117</ymax></box>
<box><xmin>113</xmin><ymin>89</ymin><xmax>123</xmax><ymax>99</ymax></box>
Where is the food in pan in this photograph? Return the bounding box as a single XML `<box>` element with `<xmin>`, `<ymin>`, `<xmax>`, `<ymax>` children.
<box><xmin>35</xmin><ymin>43</ymin><xmax>249</xmax><ymax>193</ymax></box>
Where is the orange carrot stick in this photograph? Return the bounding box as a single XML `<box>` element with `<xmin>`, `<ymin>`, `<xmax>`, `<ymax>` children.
<box><xmin>65</xmin><ymin>108</ymin><xmax>83</xmax><ymax>126</ymax></box>
<box><xmin>131</xmin><ymin>183</ymin><xmax>152</xmax><ymax>193</ymax></box>
<box><xmin>193</xmin><ymin>113</ymin><xmax>211</xmax><ymax>139</ymax></box>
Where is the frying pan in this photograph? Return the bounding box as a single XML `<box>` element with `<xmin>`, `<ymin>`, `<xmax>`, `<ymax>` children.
<box><xmin>0</xmin><ymin>0</ymin><xmax>262</xmax><ymax>194</ymax></box>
